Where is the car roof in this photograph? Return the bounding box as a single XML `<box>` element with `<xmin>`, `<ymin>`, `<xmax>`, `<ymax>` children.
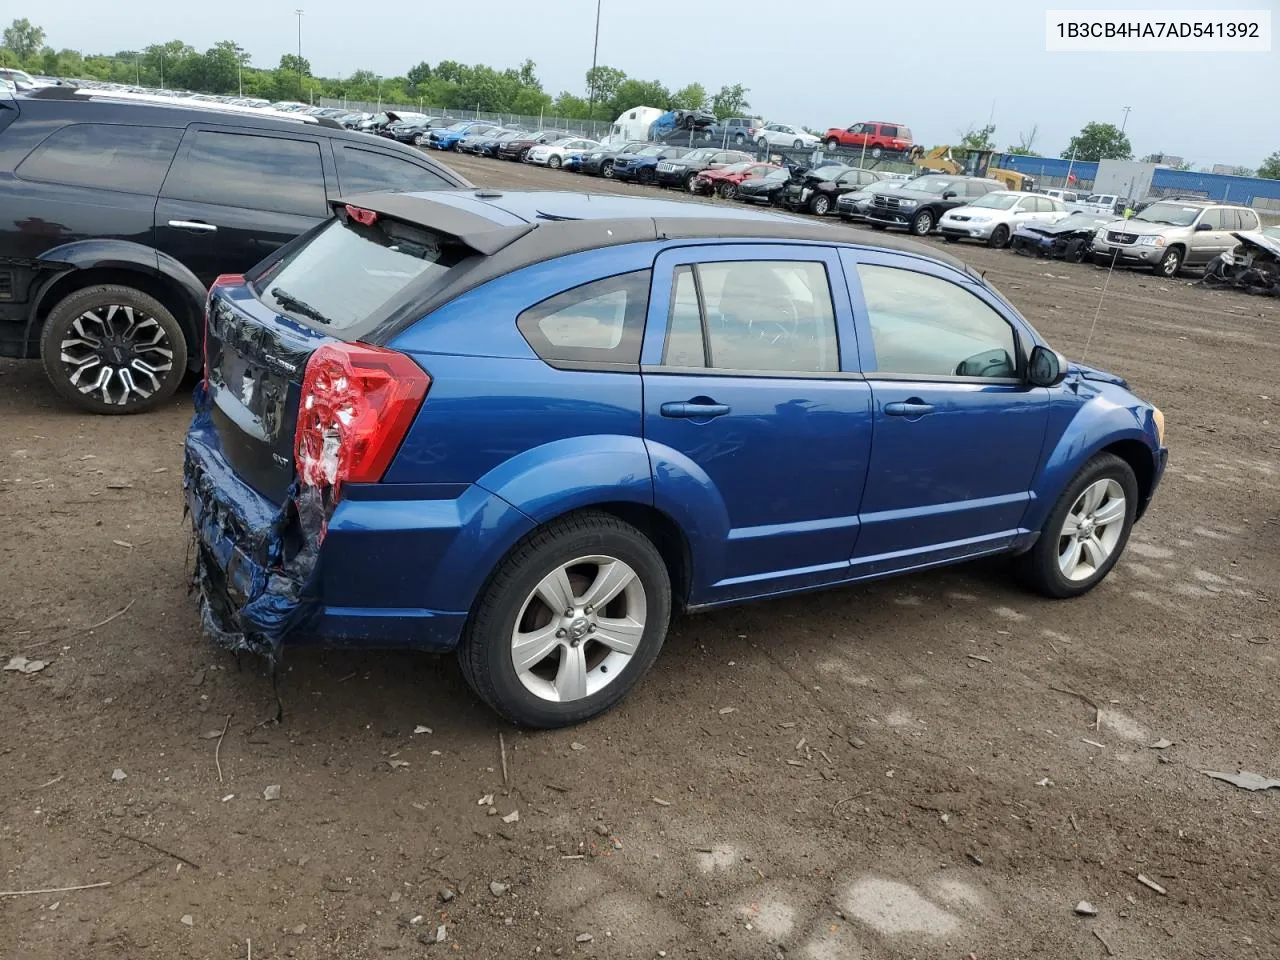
<box><xmin>340</xmin><ymin>189</ymin><xmax>972</xmax><ymax>268</ymax></box>
<box><xmin>338</xmin><ymin>189</ymin><xmax>977</xmax><ymax>347</ymax></box>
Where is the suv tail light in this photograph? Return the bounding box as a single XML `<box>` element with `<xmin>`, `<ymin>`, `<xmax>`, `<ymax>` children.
<box><xmin>294</xmin><ymin>343</ymin><xmax>431</xmax><ymax>494</ymax></box>
<box><xmin>203</xmin><ymin>274</ymin><xmax>245</xmax><ymax>387</ymax></box>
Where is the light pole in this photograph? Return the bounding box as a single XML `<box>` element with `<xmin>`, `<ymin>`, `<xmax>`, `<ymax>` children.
<box><xmin>295</xmin><ymin>9</ymin><xmax>305</xmax><ymax>99</ymax></box>
<box><xmin>586</xmin><ymin>0</ymin><xmax>602</xmax><ymax>126</ymax></box>
<box><xmin>1120</xmin><ymin>105</ymin><xmax>1132</xmax><ymax>133</ymax></box>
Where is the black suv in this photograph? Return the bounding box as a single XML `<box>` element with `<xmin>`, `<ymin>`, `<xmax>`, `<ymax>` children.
<box><xmin>865</xmin><ymin>175</ymin><xmax>1004</xmax><ymax>236</ymax></box>
<box><xmin>0</xmin><ymin>88</ymin><xmax>467</xmax><ymax>413</ymax></box>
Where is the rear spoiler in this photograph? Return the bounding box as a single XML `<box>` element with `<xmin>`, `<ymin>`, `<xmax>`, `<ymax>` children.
<box><xmin>331</xmin><ymin>194</ymin><xmax>535</xmax><ymax>256</ymax></box>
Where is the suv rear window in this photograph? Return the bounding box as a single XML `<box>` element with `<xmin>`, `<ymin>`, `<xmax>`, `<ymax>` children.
<box><xmin>163</xmin><ymin>129</ymin><xmax>327</xmax><ymax>217</ymax></box>
<box><xmin>16</xmin><ymin>123</ymin><xmax>182</xmax><ymax>195</ymax></box>
<box><xmin>254</xmin><ymin>214</ymin><xmax>468</xmax><ymax>330</ymax></box>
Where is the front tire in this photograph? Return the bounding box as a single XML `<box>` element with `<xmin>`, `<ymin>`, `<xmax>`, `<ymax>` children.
<box><xmin>1017</xmin><ymin>453</ymin><xmax>1138</xmax><ymax>599</ymax></box>
<box><xmin>825</xmin><ymin>137</ymin><xmax>840</xmax><ymax>152</ymax></box>
<box><xmin>601</xmin><ymin>160</ymin><xmax>615</xmax><ymax>179</ymax></box>
<box><xmin>988</xmin><ymin>224</ymin><xmax>1011</xmax><ymax>248</ymax></box>
<box><xmin>458</xmin><ymin>512</ymin><xmax>672</xmax><ymax>727</ymax></box>
<box><xmin>39</xmin><ymin>284</ymin><xmax>188</xmax><ymax>415</ymax></box>
<box><xmin>1154</xmin><ymin>246</ymin><xmax>1183</xmax><ymax>277</ymax></box>
<box><xmin>548</xmin><ymin>155</ymin><xmax>562</xmax><ymax>169</ymax></box>
<box><xmin>909</xmin><ymin>209</ymin><xmax>935</xmax><ymax>236</ymax></box>
<box><xmin>808</xmin><ymin>193</ymin><xmax>832</xmax><ymax>216</ymax></box>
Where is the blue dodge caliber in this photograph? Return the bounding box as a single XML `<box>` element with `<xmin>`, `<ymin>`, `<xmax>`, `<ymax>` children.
<box><xmin>185</xmin><ymin>190</ymin><xmax>1168</xmax><ymax>727</ymax></box>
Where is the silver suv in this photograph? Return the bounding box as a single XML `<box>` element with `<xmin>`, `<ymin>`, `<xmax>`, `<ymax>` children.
<box><xmin>1091</xmin><ymin>199</ymin><xmax>1263</xmax><ymax>277</ymax></box>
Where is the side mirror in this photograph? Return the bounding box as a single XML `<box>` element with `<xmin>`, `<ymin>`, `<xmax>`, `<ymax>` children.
<box><xmin>1195</xmin><ymin>221</ymin><xmax>1213</xmax><ymax>231</ymax></box>
<box><xmin>1028</xmin><ymin>345</ymin><xmax>1069</xmax><ymax>387</ymax></box>
<box><xmin>942</xmin><ymin>191</ymin><xmax>958</xmax><ymax>199</ymax></box>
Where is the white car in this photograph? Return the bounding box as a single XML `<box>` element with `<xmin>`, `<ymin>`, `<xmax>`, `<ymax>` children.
<box><xmin>938</xmin><ymin>191</ymin><xmax>1068</xmax><ymax>247</ymax></box>
<box><xmin>525</xmin><ymin>137</ymin><xmax>601</xmax><ymax>169</ymax></box>
<box><xmin>756</xmin><ymin>123</ymin><xmax>821</xmax><ymax>151</ymax></box>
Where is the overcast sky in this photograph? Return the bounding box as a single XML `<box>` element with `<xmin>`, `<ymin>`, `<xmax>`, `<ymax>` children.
<box><xmin>25</xmin><ymin>0</ymin><xmax>1280</xmax><ymax>167</ymax></box>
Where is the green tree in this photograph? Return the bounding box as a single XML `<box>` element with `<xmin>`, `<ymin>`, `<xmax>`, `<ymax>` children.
<box><xmin>607</xmin><ymin>78</ymin><xmax>671</xmax><ymax>118</ymax></box>
<box><xmin>552</xmin><ymin>91</ymin><xmax>591</xmax><ymax>118</ymax></box>
<box><xmin>710</xmin><ymin>83</ymin><xmax>750</xmax><ymax>119</ymax></box>
<box><xmin>1062</xmin><ymin>122</ymin><xmax>1132</xmax><ymax>161</ymax></box>
<box><xmin>1257</xmin><ymin>151</ymin><xmax>1280</xmax><ymax>179</ymax></box>
<box><xmin>671</xmin><ymin>82</ymin><xmax>708</xmax><ymax>111</ymax></box>
<box><xmin>585</xmin><ymin>64</ymin><xmax>625</xmax><ymax>113</ymax></box>
<box><xmin>406</xmin><ymin>61</ymin><xmax>432</xmax><ymax>87</ymax></box>
<box><xmin>958</xmin><ymin>123</ymin><xmax>996</xmax><ymax>151</ymax></box>
<box><xmin>3</xmin><ymin>17</ymin><xmax>45</xmax><ymax>62</ymax></box>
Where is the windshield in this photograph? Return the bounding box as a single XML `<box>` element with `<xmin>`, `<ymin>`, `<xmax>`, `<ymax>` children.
<box><xmin>1264</xmin><ymin>226</ymin><xmax>1280</xmax><ymax>240</ymax></box>
<box><xmin>1132</xmin><ymin>202</ymin><xmax>1202</xmax><ymax>226</ymax></box>
<box><xmin>720</xmin><ymin>162</ymin><xmax>753</xmax><ymax>174</ymax></box>
<box><xmin>636</xmin><ymin>145</ymin><xmax>664</xmax><ymax>156</ymax></box>
<box><xmin>550</xmin><ymin>138</ymin><xmax>576</xmax><ymax>146</ymax></box>
<box><xmin>904</xmin><ymin>177</ymin><xmax>956</xmax><ymax>194</ymax></box>
<box><xmin>444</xmin><ymin>122</ymin><xmax>470</xmax><ymax>132</ymax></box>
<box><xmin>762</xmin><ymin>169</ymin><xmax>791</xmax><ymax>182</ymax></box>
<box><xmin>682</xmin><ymin>149</ymin><xmax>716</xmax><ymax>162</ymax></box>
<box><xmin>1057</xmin><ymin>213</ymin><xmax>1110</xmax><ymax>229</ymax></box>
<box><xmin>813</xmin><ymin>166</ymin><xmax>849</xmax><ymax>182</ymax></box>
<box><xmin>969</xmin><ymin>193</ymin><xmax>1022</xmax><ymax>210</ymax></box>
<box><xmin>258</xmin><ymin>215</ymin><xmax>468</xmax><ymax>331</ymax></box>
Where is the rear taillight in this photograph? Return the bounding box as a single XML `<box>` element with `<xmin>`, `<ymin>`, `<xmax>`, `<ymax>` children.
<box><xmin>294</xmin><ymin>343</ymin><xmax>431</xmax><ymax>493</ymax></box>
<box><xmin>203</xmin><ymin>274</ymin><xmax>245</xmax><ymax>388</ymax></box>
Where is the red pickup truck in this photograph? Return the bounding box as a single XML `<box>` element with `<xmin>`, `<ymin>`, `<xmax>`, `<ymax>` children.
<box><xmin>823</xmin><ymin>121</ymin><xmax>914</xmax><ymax>153</ymax></box>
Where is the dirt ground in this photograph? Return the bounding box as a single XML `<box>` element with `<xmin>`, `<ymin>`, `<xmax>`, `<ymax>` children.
<box><xmin>2</xmin><ymin>152</ymin><xmax>1278</xmax><ymax>960</ymax></box>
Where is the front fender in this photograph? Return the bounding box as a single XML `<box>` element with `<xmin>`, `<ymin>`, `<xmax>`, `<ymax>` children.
<box><xmin>1026</xmin><ymin>387</ymin><xmax>1161</xmax><ymax>532</ymax></box>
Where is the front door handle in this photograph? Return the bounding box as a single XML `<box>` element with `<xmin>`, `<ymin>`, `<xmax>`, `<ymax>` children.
<box><xmin>660</xmin><ymin>400</ymin><xmax>731</xmax><ymax>419</ymax></box>
<box><xmin>168</xmin><ymin>220</ymin><xmax>218</xmax><ymax>233</ymax></box>
<box><xmin>884</xmin><ymin>399</ymin><xmax>935</xmax><ymax>418</ymax></box>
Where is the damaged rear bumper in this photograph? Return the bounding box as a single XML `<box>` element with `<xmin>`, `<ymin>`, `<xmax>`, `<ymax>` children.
<box><xmin>184</xmin><ymin>386</ymin><xmax>527</xmax><ymax>661</ymax></box>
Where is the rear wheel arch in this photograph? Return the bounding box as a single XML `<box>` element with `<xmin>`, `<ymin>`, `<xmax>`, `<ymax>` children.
<box><xmin>33</xmin><ymin>265</ymin><xmax>203</xmax><ymax>369</ymax></box>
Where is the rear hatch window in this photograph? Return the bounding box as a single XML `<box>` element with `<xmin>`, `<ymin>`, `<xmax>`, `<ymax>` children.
<box><xmin>254</xmin><ymin>212</ymin><xmax>470</xmax><ymax>332</ymax></box>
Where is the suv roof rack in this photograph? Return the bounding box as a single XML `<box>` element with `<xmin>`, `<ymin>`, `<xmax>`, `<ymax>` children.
<box><xmin>24</xmin><ymin>85</ymin><xmax>341</xmax><ymax>127</ymax></box>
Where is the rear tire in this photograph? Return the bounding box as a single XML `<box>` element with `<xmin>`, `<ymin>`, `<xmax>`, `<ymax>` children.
<box><xmin>1016</xmin><ymin>453</ymin><xmax>1138</xmax><ymax>599</ymax></box>
<box><xmin>458</xmin><ymin>512</ymin><xmax>672</xmax><ymax>727</ymax></box>
<box><xmin>39</xmin><ymin>284</ymin><xmax>187</xmax><ymax>415</ymax></box>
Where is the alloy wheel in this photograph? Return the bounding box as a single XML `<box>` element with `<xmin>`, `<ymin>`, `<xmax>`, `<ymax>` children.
<box><xmin>510</xmin><ymin>555</ymin><xmax>647</xmax><ymax>703</ymax></box>
<box><xmin>1057</xmin><ymin>479</ymin><xmax>1126</xmax><ymax>581</ymax></box>
<box><xmin>58</xmin><ymin>304</ymin><xmax>174</xmax><ymax>407</ymax></box>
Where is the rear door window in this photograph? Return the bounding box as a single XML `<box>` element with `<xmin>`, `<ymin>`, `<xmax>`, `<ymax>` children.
<box><xmin>1199</xmin><ymin>209</ymin><xmax>1224</xmax><ymax>229</ymax></box>
<box><xmin>516</xmin><ymin>271</ymin><xmax>651</xmax><ymax>367</ymax></box>
<box><xmin>881</xmin><ymin>125</ymin><xmax>898</xmax><ymax>138</ymax></box>
<box><xmin>1238</xmin><ymin>209</ymin><xmax>1260</xmax><ymax>230</ymax></box>
<box><xmin>162</xmin><ymin>129</ymin><xmax>328</xmax><ymax>217</ymax></box>
<box><xmin>16</xmin><ymin>123</ymin><xmax>182</xmax><ymax>195</ymax></box>
<box><xmin>660</xmin><ymin>260</ymin><xmax>839</xmax><ymax>373</ymax></box>
<box><xmin>337</xmin><ymin>145</ymin><xmax>451</xmax><ymax>195</ymax></box>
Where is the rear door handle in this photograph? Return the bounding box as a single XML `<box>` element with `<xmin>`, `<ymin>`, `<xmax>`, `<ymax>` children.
<box><xmin>168</xmin><ymin>220</ymin><xmax>218</xmax><ymax>233</ymax></box>
<box><xmin>884</xmin><ymin>400</ymin><xmax>935</xmax><ymax>417</ymax></box>
<box><xmin>660</xmin><ymin>400</ymin><xmax>731</xmax><ymax>419</ymax></box>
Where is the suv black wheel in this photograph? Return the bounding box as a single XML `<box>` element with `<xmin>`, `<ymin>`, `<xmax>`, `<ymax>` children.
<box><xmin>39</xmin><ymin>284</ymin><xmax>188</xmax><ymax>415</ymax></box>
<box><xmin>1017</xmin><ymin>453</ymin><xmax>1138</xmax><ymax>599</ymax></box>
<box><xmin>910</xmin><ymin>209</ymin><xmax>935</xmax><ymax>236</ymax></box>
<box><xmin>1153</xmin><ymin>246</ymin><xmax>1183</xmax><ymax>277</ymax></box>
<box><xmin>458</xmin><ymin>511</ymin><xmax>672</xmax><ymax>727</ymax></box>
